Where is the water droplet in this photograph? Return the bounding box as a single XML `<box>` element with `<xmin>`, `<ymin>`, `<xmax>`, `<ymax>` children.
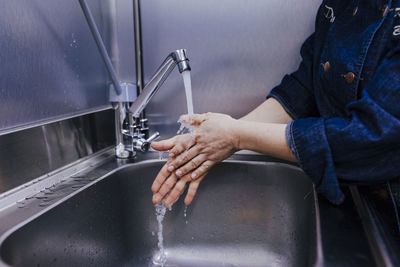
<box><xmin>158</xmin><ymin>151</ymin><xmax>168</xmax><ymax>160</ymax></box>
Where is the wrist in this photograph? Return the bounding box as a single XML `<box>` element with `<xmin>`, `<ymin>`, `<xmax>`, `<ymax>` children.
<box><xmin>231</xmin><ymin>119</ymin><xmax>246</xmax><ymax>151</ymax></box>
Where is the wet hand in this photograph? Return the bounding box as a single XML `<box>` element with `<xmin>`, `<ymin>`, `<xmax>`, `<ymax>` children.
<box><xmin>151</xmin><ymin>112</ymin><xmax>239</xmax><ymax>205</ymax></box>
<box><xmin>152</xmin><ymin>171</ymin><xmax>207</xmax><ymax>206</ymax></box>
<box><xmin>151</xmin><ymin>134</ymin><xmax>207</xmax><ymax>206</ymax></box>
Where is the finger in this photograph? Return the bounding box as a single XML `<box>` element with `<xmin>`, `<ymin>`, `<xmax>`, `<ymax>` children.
<box><xmin>174</xmin><ymin>154</ymin><xmax>207</xmax><ymax>179</ymax></box>
<box><xmin>152</xmin><ymin>174</ymin><xmax>178</xmax><ymax>204</ymax></box>
<box><xmin>157</xmin><ymin>174</ymin><xmax>178</xmax><ymax>200</ymax></box>
<box><xmin>184</xmin><ymin>174</ymin><xmax>206</xmax><ymax>205</ymax></box>
<box><xmin>190</xmin><ymin>160</ymin><xmax>214</xmax><ymax>180</ymax></box>
<box><xmin>151</xmin><ymin>136</ymin><xmax>177</xmax><ymax>151</ymax></box>
<box><xmin>151</xmin><ymin>162</ymin><xmax>174</xmax><ymax>193</ymax></box>
<box><xmin>179</xmin><ymin>113</ymin><xmax>210</xmax><ymax>126</ymax></box>
<box><xmin>168</xmin><ymin>135</ymin><xmax>196</xmax><ymax>160</ymax></box>
<box><xmin>164</xmin><ymin>178</ymin><xmax>188</xmax><ymax>207</ymax></box>
<box><xmin>170</xmin><ymin>146</ymin><xmax>202</xmax><ymax>177</ymax></box>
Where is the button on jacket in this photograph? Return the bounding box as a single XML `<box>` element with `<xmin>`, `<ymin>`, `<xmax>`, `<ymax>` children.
<box><xmin>268</xmin><ymin>0</ymin><xmax>400</xmax><ymax>204</ymax></box>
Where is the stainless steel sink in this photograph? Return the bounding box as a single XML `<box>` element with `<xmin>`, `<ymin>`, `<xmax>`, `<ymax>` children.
<box><xmin>0</xmin><ymin>159</ymin><xmax>322</xmax><ymax>267</ymax></box>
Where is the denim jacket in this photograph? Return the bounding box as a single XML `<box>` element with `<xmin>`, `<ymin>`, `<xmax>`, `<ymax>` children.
<box><xmin>268</xmin><ymin>0</ymin><xmax>400</xmax><ymax>204</ymax></box>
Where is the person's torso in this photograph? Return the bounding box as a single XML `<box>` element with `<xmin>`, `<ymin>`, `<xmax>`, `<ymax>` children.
<box><xmin>311</xmin><ymin>0</ymin><xmax>400</xmax><ymax>228</ymax></box>
<box><xmin>312</xmin><ymin>0</ymin><xmax>400</xmax><ymax>117</ymax></box>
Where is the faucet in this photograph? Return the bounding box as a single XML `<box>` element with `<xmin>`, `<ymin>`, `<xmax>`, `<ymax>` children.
<box><xmin>115</xmin><ymin>49</ymin><xmax>191</xmax><ymax>158</ymax></box>
<box><xmin>78</xmin><ymin>0</ymin><xmax>190</xmax><ymax>158</ymax></box>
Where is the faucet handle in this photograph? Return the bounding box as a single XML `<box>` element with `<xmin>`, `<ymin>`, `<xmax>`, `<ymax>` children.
<box><xmin>146</xmin><ymin>132</ymin><xmax>160</xmax><ymax>143</ymax></box>
<box><xmin>133</xmin><ymin>132</ymin><xmax>160</xmax><ymax>152</ymax></box>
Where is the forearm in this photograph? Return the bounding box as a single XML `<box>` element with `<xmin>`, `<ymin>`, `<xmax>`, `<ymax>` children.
<box><xmin>235</xmin><ymin>120</ymin><xmax>296</xmax><ymax>162</ymax></box>
<box><xmin>240</xmin><ymin>97</ymin><xmax>293</xmax><ymax>124</ymax></box>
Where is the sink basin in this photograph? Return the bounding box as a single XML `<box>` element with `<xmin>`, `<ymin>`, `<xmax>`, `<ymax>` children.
<box><xmin>0</xmin><ymin>160</ymin><xmax>321</xmax><ymax>267</ymax></box>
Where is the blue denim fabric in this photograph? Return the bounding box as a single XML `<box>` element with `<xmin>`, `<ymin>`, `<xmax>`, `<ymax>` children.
<box><xmin>268</xmin><ymin>0</ymin><xmax>400</xmax><ymax>204</ymax></box>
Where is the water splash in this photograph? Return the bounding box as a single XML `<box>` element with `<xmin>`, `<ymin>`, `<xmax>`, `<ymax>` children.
<box><xmin>184</xmin><ymin>205</ymin><xmax>188</xmax><ymax>224</ymax></box>
<box><xmin>176</xmin><ymin>117</ymin><xmax>195</xmax><ymax>135</ymax></box>
<box><xmin>152</xmin><ymin>202</ymin><xmax>168</xmax><ymax>266</ymax></box>
<box><xmin>183</xmin><ymin>205</ymin><xmax>188</xmax><ymax>218</ymax></box>
<box><xmin>158</xmin><ymin>151</ymin><xmax>168</xmax><ymax>160</ymax></box>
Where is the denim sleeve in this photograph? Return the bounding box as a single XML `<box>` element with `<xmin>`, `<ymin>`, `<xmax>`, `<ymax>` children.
<box><xmin>285</xmin><ymin>121</ymin><xmax>299</xmax><ymax>161</ymax></box>
<box><xmin>267</xmin><ymin>34</ymin><xmax>319</xmax><ymax>119</ymax></box>
<box><xmin>291</xmin><ymin>46</ymin><xmax>400</xmax><ymax>204</ymax></box>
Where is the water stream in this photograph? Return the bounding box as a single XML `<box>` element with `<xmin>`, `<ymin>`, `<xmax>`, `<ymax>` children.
<box><xmin>152</xmin><ymin>70</ymin><xmax>194</xmax><ymax>266</ymax></box>
<box><xmin>152</xmin><ymin>203</ymin><xmax>167</xmax><ymax>266</ymax></box>
<box><xmin>182</xmin><ymin>70</ymin><xmax>194</xmax><ymax>116</ymax></box>
<box><xmin>177</xmin><ymin>70</ymin><xmax>194</xmax><ymax>135</ymax></box>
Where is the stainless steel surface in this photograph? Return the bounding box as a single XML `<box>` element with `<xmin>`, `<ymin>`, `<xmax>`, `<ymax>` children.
<box><xmin>113</xmin><ymin>1</ymin><xmax>136</xmax><ymax>85</ymax></box>
<box><xmin>0</xmin><ymin>156</ymin><xmax>321</xmax><ymax>267</ymax></box>
<box><xmin>0</xmin><ymin>110</ymin><xmax>114</xmax><ymax>195</ymax></box>
<box><xmin>109</xmin><ymin>83</ymin><xmax>137</xmax><ymax>102</ymax></box>
<box><xmin>317</xmin><ymin>189</ymin><xmax>375</xmax><ymax>267</ymax></box>
<box><xmin>78</xmin><ymin>0</ymin><xmax>123</xmax><ymax>95</ymax></box>
<box><xmin>0</xmin><ymin>0</ymin><xmax>116</xmax><ymax>135</ymax></box>
<box><xmin>129</xmin><ymin>49</ymin><xmax>191</xmax><ymax>118</ymax></box>
<box><xmin>0</xmin><ymin>148</ymin><xmax>116</xmax><ymax>212</ymax></box>
<box><xmin>141</xmin><ymin>0</ymin><xmax>321</xmax><ymax>136</ymax></box>
<box><xmin>350</xmin><ymin>186</ymin><xmax>395</xmax><ymax>267</ymax></box>
<box><xmin>114</xmin><ymin>102</ymin><xmax>135</xmax><ymax>159</ymax></box>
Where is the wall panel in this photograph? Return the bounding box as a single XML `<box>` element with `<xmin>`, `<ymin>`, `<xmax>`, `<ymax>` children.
<box><xmin>0</xmin><ymin>0</ymin><xmax>125</xmax><ymax>134</ymax></box>
<box><xmin>141</xmin><ymin>0</ymin><xmax>321</xmax><ymax>136</ymax></box>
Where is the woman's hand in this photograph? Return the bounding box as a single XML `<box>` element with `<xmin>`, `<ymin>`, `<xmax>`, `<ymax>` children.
<box><xmin>151</xmin><ymin>112</ymin><xmax>240</xmax><ymax>206</ymax></box>
<box><xmin>151</xmin><ymin>110</ymin><xmax>295</xmax><ymax>206</ymax></box>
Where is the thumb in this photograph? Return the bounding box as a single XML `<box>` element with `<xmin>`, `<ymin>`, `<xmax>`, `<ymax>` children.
<box><xmin>179</xmin><ymin>113</ymin><xmax>209</xmax><ymax>126</ymax></box>
<box><xmin>151</xmin><ymin>136</ymin><xmax>176</xmax><ymax>151</ymax></box>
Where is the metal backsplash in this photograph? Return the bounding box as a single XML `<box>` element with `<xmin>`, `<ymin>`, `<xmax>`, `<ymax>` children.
<box><xmin>0</xmin><ymin>109</ymin><xmax>114</xmax><ymax>195</ymax></box>
<box><xmin>141</xmin><ymin>0</ymin><xmax>321</xmax><ymax>137</ymax></box>
<box><xmin>112</xmin><ymin>0</ymin><xmax>136</xmax><ymax>84</ymax></box>
<box><xmin>0</xmin><ymin>0</ymin><xmax>131</xmax><ymax>135</ymax></box>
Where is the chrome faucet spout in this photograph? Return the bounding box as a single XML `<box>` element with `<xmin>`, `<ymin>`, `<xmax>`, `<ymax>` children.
<box><xmin>114</xmin><ymin>49</ymin><xmax>190</xmax><ymax>158</ymax></box>
<box><xmin>129</xmin><ymin>49</ymin><xmax>191</xmax><ymax>118</ymax></box>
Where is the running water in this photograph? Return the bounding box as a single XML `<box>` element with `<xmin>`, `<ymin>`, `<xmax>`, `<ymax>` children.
<box><xmin>152</xmin><ymin>71</ymin><xmax>194</xmax><ymax>266</ymax></box>
<box><xmin>153</xmin><ymin>203</ymin><xmax>168</xmax><ymax>266</ymax></box>
<box><xmin>177</xmin><ymin>71</ymin><xmax>194</xmax><ymax>135</ymax></box>
<box><xmin>182</xmin><ymin>70</ymin><xmax>194</xmax><ymax>115</ymax></box>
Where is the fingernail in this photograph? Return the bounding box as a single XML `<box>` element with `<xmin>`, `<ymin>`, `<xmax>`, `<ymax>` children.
<box><xmin>191</xmin><ymin>172</ymin><xmax>197</xmax><ymax>179</ymax></box>
<box><xmin>168</xmin><ymin>166</ymin><xmax>174</xmax><ymax>172</ymax></box>
<box><xmin>176</xmin><ymin>170</ymin><xmax>182</xmax><ymax>176</ymax></box>
<box><xmin>168</xmin><ymin>153</ymin><xmax>175</xmax><ymax>158</ymax></box>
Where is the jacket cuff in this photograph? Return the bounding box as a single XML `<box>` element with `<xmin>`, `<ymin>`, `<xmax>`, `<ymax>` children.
<box><xmin>291</xmin><ymin>117</ymin><xmax>345</xmax><ymax>204</ymax></box>
<box><xmin>285</xmin><ymin>121</ymin><xmax>299</xmax><ymax>162</ymax></box>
